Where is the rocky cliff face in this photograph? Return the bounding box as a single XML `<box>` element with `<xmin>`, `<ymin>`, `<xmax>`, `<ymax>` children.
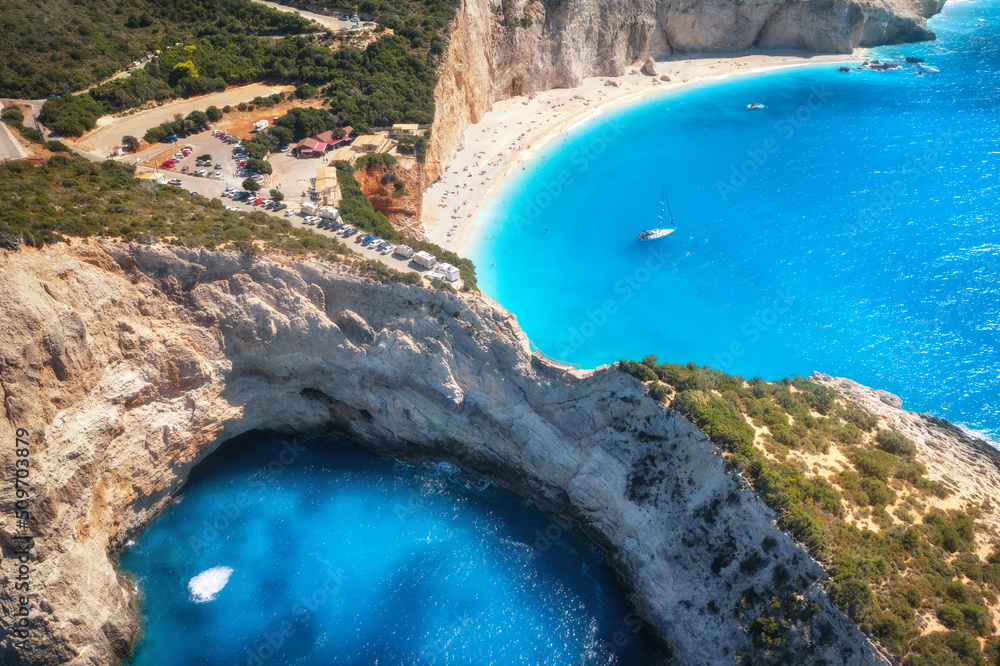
<box><xmin>0</xmin><ymin>241</ymin><xmax>897</xmax><ymax>665</ymax></box>
<box><xmin>426</xmin><ymin>0</ymin><xmax>944</xmax><ymax>177</ymax></box>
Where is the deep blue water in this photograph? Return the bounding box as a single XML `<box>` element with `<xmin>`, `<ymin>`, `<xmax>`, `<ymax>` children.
<box><xmin>472</xmin><ymin>0</ymin><xmax>1000</xmax><ymax>441</ymax></box>
<box><xmin>121</xmin><ymin>433</ymin><xmax>660</xmax><ymax>665</ymax></box>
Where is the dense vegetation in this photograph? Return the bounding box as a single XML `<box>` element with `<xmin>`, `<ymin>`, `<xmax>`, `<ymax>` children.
<box><xmin>0</xmin><ymin>0</ymin><xmax>313</xmax><ymax>99</ymax></box>
<box><xmin>334</xmin><ymin>159</ymin><xmax>477</xmax><ymax>289</ymax></box>
<box><xmin>40</xmin><ymin>31</ymin><xmax>439</xmax><ymax>136</ymax></box>
<box><xmin>272</xmin><ymin>0</ymin><xmax>456</xmax><ymax>53</ymax></box>
<box><xmin>620</xmin><ymin>358</ymin><xmax>1000</xmax><ymax>664</ymax></box>
<box><xmin>0</xmin><ymin>156</ymin><xmax>346</xmax><ymax>260</ymax></box>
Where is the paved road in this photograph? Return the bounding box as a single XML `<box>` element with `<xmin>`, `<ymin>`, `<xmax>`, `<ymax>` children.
<box><xmin>0</xmin><ymin>116</ymin><xmax>28</xmax><ymax>161</ymax></box>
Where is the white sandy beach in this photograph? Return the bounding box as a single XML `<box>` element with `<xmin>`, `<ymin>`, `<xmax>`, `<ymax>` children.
<box><xmin>421</xmin><ymin>51</ymin><xmax>858</xmax><ymax>255</ymax></box>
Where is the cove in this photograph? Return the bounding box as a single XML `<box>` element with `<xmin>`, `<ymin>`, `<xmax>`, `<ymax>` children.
<box><xmin>119</xmin><ymin>432</ymin><xmax>662</xmax><ymax>665</ymax></box>
<box><xmin>471</xmin><ymin>0</ymin><xmax>1000</xmax><ymax>441</ymax></box>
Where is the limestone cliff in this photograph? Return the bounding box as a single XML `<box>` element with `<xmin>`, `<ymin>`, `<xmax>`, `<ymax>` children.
<box><xmin>0</xmin><ymin>241</ymin><xmax>898</xmax><ymax>665</ymax></box>
<box><xmin>426</xmin><ymin>0</ymin><xmax>944</xmax><ymax>177</ymax></box>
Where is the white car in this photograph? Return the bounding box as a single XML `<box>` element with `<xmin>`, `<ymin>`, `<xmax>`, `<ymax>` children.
<box><xmin>380</xmin><ymin>244</ymin><xmax>395</xmax><ymax>254</ymax></box>
<box><xmin>214</xmin><ymin>172</ymin><xmax>223</xmax><ymax>179</ymax></box>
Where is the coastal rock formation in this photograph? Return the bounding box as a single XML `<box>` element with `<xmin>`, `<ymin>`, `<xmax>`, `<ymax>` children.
<box><xmin>812</xmin><ymin>373</ymin><xmax>1000</xmax><ymax>538</ymax></box>
<box><xmin>426</xmin><ymin>0</ymin><xmax>944</xmax><ymax>177</ymax></box>
<box><xmin>0</xmin><ymin>241</ymin><xmax>899</xmax><ymax>665</ymax></box>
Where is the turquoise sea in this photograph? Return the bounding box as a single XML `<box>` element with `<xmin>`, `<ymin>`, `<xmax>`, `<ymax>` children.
<box><xmin>472</xmin><ymin>0</ymin><xmax>1000</xmax><ymax>441</ymax></box>
<box><xmin>121</xmin><ymin>434</ymin><xmax>661</xmax><ymax>665</ymax></box>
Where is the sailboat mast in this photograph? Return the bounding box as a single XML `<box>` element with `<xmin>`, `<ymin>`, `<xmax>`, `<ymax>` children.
<box><xmin>659</xmin><ymin>185</ymin><xmax>664</xmax><ymax>229</ymax></box>
<box><xmin>659</xmin><ymin>184</ymin><xmax>675</xmax><ymax>228</ymax></box>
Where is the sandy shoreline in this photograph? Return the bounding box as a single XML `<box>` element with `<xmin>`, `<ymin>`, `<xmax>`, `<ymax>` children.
<box><xmin>421</xmin><ymin>51</ymin><xmax>858</xmax><ymax>255</ymax></box>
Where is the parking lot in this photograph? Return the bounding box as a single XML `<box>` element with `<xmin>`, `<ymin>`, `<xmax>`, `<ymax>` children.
<box><xmin>144</xmin><ymin>129</ymin><xmax>273</xmax><ymax>190</ymax></box>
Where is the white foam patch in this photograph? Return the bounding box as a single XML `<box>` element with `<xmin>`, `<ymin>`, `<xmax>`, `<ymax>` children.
<box><xmin>188</xmin><ymin>566</ymin><xmax>234</xmax><ymax>603</ymax></box>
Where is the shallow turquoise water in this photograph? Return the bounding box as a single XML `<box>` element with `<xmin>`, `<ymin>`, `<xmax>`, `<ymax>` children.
<box><xmin>121</xmin><ymin>433</ymin><xmax>660</xmax><ymax>665</ymax></box>
<box><xmin>472</xmin><ymin>0</ymin><xmax>1000</xmax><ymax>440</ymax></box>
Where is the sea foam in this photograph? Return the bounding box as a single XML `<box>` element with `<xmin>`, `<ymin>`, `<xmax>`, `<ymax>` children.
<box><xmin>188</xmin><ymin>566</ymin><xmax>234</xmax><ymax>603</ymax></box>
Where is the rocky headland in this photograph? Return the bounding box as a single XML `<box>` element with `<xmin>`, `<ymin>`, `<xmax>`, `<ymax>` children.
<box><xmin>3</xmin><ymin>241</ymin><xmax>999</xmax><ymax>664</ymax></box>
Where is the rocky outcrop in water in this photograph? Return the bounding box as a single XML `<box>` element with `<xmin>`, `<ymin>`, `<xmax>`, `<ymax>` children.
<box><xmin>0</xmin><ymin>241</ymin><xmax>900</xmax><ymax>665</ymax></box>
<box><xmin>426</xmin><ymin>0</ymin><xmax>945</xmax><ymax>177</ymax></box>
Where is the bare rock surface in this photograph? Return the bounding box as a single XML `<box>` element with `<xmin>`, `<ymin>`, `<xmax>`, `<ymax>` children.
<box><xmin>0</xmin><ymin>241</ymin><xmax>897</xmax><ymax>665</ymax></box>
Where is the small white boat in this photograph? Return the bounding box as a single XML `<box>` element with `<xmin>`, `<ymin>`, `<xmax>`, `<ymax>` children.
<box><xmin>638</xmin><ymin>228</ymin><xmax>676</xmax><ymax>241</ymax></box>
<box><xmin>747</xmin><ymin>103</ymin><xmax>765</xmax><ymax>110</ymax></box>
<box><xmin>637</xmin><ymin>186</ymin><xmax>676</xmax><ymax>242</ymax></box>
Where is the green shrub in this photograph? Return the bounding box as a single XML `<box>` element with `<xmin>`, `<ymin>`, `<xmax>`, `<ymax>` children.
<box><xmin>876</xmin><ymin>429</ymin><xmax>917</xmax><ymax>458</ymax></box>
<box><xmin>923</xmin><ymin>510</ymin><xmax>976</xmax><ymax>553</ymax></box>
<box><xmin>44</xmin><ymin>140</ymin><xmax>71</xmax><ymax>152</ymax></box>
<box><xmin>860</xmin><ymin>477</ymin><xmax>896</xmax><ymax>508</ymax></box>
<box><xmin>850</xmin><ymin>449</ymin><xmax>895</xmax><ymax>482</ymax></box>
<box><xmin>19</xmin><ymin>127</ymin><xmax>43</xmax><ymax>144</ymax></box>
<box><xmin>906</xmin><ymin>631</ymin><xmax>985</xmax><ymax>666</ymax></box>
<box><xmin>1</xmin><ymin>104</ymin><xmax>24</xmax><ymax>127</ymax></box>
<box><xmin>295</xmin><ymin>84</ymin><xmax>319</xmax><ymax>99</ymax></box>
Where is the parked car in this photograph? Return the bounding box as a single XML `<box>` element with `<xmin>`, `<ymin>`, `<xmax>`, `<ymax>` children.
<box><xmin>167</xmin><ymin>178</ymin><xmax>182</xmax><ymax>185</ymax></box>
<box><xmin>181</xmin><ymin>166</ymin><xmax>189</xmax><ymax>174</ymax></box>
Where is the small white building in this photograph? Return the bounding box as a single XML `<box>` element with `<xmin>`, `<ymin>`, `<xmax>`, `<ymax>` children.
<box><xmin>437</xmin><ymin>262</ymin><xmax>460</xmax><ymax>282</ymax></box>
<box><xmin>413</xmin><ymin>251</ymin><xmax>437</xmax><ymax>269</ymax></box>
<box><xmin>393</xmin><ymin>245</ymin><xmax>414</xmax><ymax>259</ymax></box>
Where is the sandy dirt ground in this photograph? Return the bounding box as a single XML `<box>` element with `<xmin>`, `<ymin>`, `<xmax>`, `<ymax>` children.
<box><xmin>421</xmin><ymin>51</ymin><xmax>858</xmax><ymax>255</ymax></box>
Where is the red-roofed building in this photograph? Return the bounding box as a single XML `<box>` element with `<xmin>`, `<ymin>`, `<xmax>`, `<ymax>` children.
<box><xmin>293</xmin><ymin>127</ymin><xmax>354</xmax><ymax>157</ymax></box>
<box><xmin>293</xmin><ymin>137</ymin><xmax>326</xmax><ymax>157</ymax></box>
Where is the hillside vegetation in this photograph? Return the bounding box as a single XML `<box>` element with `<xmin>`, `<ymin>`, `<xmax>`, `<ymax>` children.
<box><xmin>621</xmin><ymin>358</ymin><xmax>1000</xmax><ymax>665</ymax></box>
<box><xmin>40</xmin><ymin>29</ymin><xmax>439</xmax><ymax>137</ymax></box>
<box><xmin>0</xmin><ymin>0</ymin><xmax>312</xmax><ymax>99</ymax></box>
<box><xmin>273</xmin><ymin>0</ymin><xmax>457</xmax><ymax>52</ymax></box>
<box><xmin>0</xmin><ymin>156</ymin><xmax>345</xmax><ymax>260</ymax></box>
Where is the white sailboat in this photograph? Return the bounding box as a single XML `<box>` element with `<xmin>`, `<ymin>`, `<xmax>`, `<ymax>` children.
<box><xmin>637</xmin><ymin>186</ymin><xmax>676</xmax><ymax>242</ymax></box>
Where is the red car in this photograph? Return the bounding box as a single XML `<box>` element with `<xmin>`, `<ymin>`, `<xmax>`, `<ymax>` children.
<box><xmin>161</xmin><ymin>161</ymin><xmax>175</xmax><ymax>169</ymax></box>
<box><xmin>254</xmin><ymin>198</ymin><xmax>264</xmax><ymax>205</ymax></box>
